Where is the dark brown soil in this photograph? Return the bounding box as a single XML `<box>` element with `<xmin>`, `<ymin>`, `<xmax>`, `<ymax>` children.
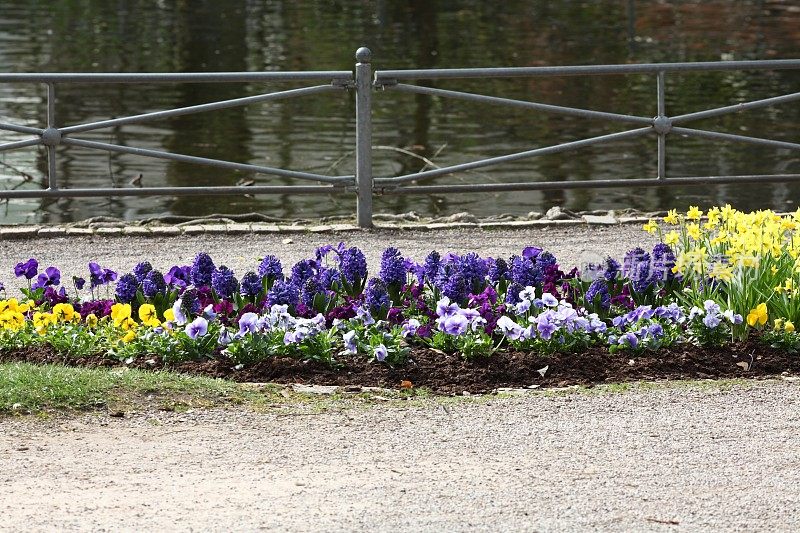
<box><xmin>1</xmin><ymin>342</ymin><xmax>798</xmax><ymax>394</ymax></box>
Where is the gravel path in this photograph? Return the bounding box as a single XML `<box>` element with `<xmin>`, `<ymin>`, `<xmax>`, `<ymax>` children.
<box><xmin>2</xmin><ymin>381</ymin><xmax>799</xmax><ymax>532</ymax></box>
<box><xmin>0</xmin><ymin>224</ymin><xmax>656</xmax><ymax>281</ymax></box>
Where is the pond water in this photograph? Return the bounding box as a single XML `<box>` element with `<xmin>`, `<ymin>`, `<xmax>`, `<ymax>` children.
<box><xmin>1</xmin><ymin>0</ymin><xmax>799</xmax><ymax>223</ymax></box>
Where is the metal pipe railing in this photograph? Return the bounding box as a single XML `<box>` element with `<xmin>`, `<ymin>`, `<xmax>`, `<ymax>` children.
<box><xmin>1</xmin><ymin>49</ymin><xmax>799</xmax><ymax>228</ymax></box>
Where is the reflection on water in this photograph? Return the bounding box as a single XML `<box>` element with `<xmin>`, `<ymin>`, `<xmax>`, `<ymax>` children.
<box><xmin>1</xmin><ymin>0</ymin><xmax>799</xmax><ymax>223</ymax></box>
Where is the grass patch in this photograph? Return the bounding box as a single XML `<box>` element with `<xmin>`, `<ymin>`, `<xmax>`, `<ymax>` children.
<box><xmin>0</xmin><ymin>362</ymin><xmax>784</xmax><ymax>416</ymax></box>
<box><xmin>0</xmin><ymin>362</ymin><xmax>272</xmax><ymax>414</ymax></box>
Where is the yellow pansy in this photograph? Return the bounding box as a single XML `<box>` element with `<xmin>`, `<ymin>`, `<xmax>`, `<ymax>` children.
<box><xmin>110</xmin><ymin>303</ymin><xmax>132</xmax><ymax>327</ymax></box>
<box><xmin>773</xmin><ymin>318</ymin><xmax>784</xmax><ymax>331</ymax></box>
<box><xmin>138</xmin><ymin>304</ymin><xmax>161</xmax><ymax>328</ymax></box>
<box><xmin>52</xmin><ymin>303</ymin><xmax>76</xmax><ymax>322</ymax></box>
<box><xmin>163</xmin><ymin>308</ymin><xmax>175</xmax><ymax>322</ymax></box>
<box><xmin>785</xmin><ymin>321</ymin><xmax>795</xmax><ymax>333</ymax></box>
<box><xmin>0</xmin><ymin>310</ymin><xmax>25</xmax><ymax>331</ymax></box>
<box><xmin>746</xmin><ymin>303</ymin><xmax>768</xmax><ymax>327</ymax></box>
<box><xmin>119</xmin><ymin>317</ymin><xmax>137</xmax><ymax>331</ymax></box>
<box><xmin>122</xmin><ymin>330</ymin><xmax>136</xmax><ymax>343</ymax></box>
<box><xmin>85</xmin><ymin>313</ymin><xmax>99</xmax><ymax>329</ymax></box>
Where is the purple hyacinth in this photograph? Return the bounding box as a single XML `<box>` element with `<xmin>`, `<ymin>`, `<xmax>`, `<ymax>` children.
<box><xmin>142</xmin><ymin>270</ymin><xmax>167</xmax><ymax>299</ymax></box>
<box><xmin>651</xmin><ymin>243</ymin><xmax>676</xmax><ymax>282</ymax></box>
<box><xmin>379</xmin><ymin>247</ymin><xmax>406</xmax><ymax>287</ymax></box>
<box><xmin>457</xmin><ymin>252</ymin><xmax>489</xmax><ymax>294</ymax></box>
<box><xmin>505</xmin><ymin>282</ymin><xmax>525</xmax><ymax>305</ymax></box>
<box><xmin>266</xmin><ymin>280</ymin><xmax>300</xmax><ymax>308</ymax></box>
<box><xmin>488</xmin><ymin>257</ymin><xmax>509</xmax><ymax>283</ymax></box>
<box><xmin>190</xmin><ymin>253</ymin><xmax>216</xmax><ymax>287</ymax></box>
<box><xmin>115</xmin><ymin>273</ymin><xmax>139</xmax><ymax>303</ymax></box>
<box><xmin>603</xmin><ymin>257</ymin><xmax>621</xmax><ymax>281</ymax></box>
<box><xmin>364</xmin><ymin>278</ymin><xmax>390</xmax><ymax>315</ymax></box>
<box><xmin>290</xmin><ymin>259</ymin><xmax>317</xmax><ymax>287</ymax></box>
<box><xmin>584</xmin><ymin>279</ymin><xmax>611</xmax><ymax>311</ymax></box>
<box><xmin>240</xmin><ymin>271</ymin><xmax>262</xmax><ymax>298</ymax></box>
<box><xmin>537</xmin><ymin>251</ymin><xmax>557</xmax><ymax>268</ymax></box>
<box><xmin>300</xmin><ymin>277</ymin><xmax>324</xmax><ymax>309</ymax></box>
<box><xmin>339</xmin><ymin>247</ymin><xmax>368</xmax><ymax>286</ymax></box>
<box><xmin>211</xmin><ymin>266</ymin><xmax>238</xmax><ymax>298</ymax></box>
<box><xmin>440</xmin><ymin>272</ymin><xmax>467</xmax><ymax>304</ymax></box>
<box><xmin>180</xmin><ymin>288</ymin><xmax>203</xmax><ymax>316</ymax></box>
<box><xmin>423</xmin><ymin>251</ymin><xmax>441</xmax><ymax>283</ymax></box>
<box><xmin>133</xmin><ymin>261</ymin><xmax>153</xmax><ymax>283</ymax></box>
<box><xmin>510</xmin><ymin>256</ymin><xmax>540</xmax><ymax>287</ymax></box>
<box><xmin>319</xmin><ymin>268</ymin><xmax>341</xmax><ymax>290</ymax></box>
<box><xmin>14</xmin><ymin>258</ymin><xmax>39</xmax><ymax>280</ymax></box>
<box><xmin>258</xmin><ymin>255</ymin><xmax>283</xmax><ymax>281</ymax></box>
<box><xmin>623</xmin><ymin>247</ymin><xmax>652</xmax><ymax>292</ymax></box>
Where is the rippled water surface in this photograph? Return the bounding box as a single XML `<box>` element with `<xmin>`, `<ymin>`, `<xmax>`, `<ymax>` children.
<box><xmin>1</xmin><ymin>0</ymin><xmax>799</xmax><ymax>223</ymax></box>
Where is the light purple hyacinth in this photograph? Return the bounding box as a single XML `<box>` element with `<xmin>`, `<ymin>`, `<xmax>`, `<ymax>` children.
<box><xmin>343</xmin><ymin>330</ymin><xmax>358</xmax><ymax>353</ymax></box>
<box><xmin>374</xmin><ymin>344</ymin><xmax>388</xmax><ymax>362</ymax></box>
<box><xmin>185</xmin><ymin>316</ymin><xmax>208</xmax><ymax>339</ymax></box>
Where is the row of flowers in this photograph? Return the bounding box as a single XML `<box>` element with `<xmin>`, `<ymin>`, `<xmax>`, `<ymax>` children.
<box><xmin>1</xmin><ymin>206</ymin><xmax>799</xmax><ymax>367</ymax></box>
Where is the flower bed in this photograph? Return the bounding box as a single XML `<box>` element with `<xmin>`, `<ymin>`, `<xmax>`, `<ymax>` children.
<box><xmin>1</xmin><ymin>206</ymin><xmax>799</xmax><ymax>393</ymax></box>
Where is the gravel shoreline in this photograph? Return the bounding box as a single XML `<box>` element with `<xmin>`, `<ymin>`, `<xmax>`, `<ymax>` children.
<box><xmin>0</xmin><ymin>223</ymin><xmax>657</xmax><ymax>280</ymax></box>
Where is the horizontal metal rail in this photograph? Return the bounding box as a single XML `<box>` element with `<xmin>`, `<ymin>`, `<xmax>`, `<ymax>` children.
<box><xmin>0</xmin><ymin>71</ymin><xmax>353</xmax><ymax>83</ymax></box>
<box><xmin>374</xmin><ymin>128</ymin><xmax>653</xmax><ymax>184</ymax></box>
<box><xmin>62</xmin><ymin>138</ymin><xmax>354</xmax><ymax>184</ymax></box>
<box><xmin>375</xmin><ymin>59</ymin><xmax>800</xmax><ymax>82</ymax></box>
<box><xmin>0</xmin><ymin>185</ymin><xmax>346</xmax><ymax>199</ymax></box>
<box><xmin>385</xmin><ymin>83</ymin><xmax>653</xmax><ymax>126</ymax></box>
<box><xmin>378</xmin><ymin>174</ymin><xmax>800</xmax><ymax>194</ymax></box>
<box><xmin>62</xmin><ymin>84</ymin><xmax>343</xmax><ymax>135</ymax></box>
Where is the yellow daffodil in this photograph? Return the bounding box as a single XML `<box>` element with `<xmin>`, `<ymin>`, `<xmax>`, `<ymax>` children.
<box><xmin>663</xmin><ymin>209</ymin><xmax>679</xmax><ymax>225</ymax></box>
<box><xmin>664</xmin><ymin>231</ymin><xmax>680</xmax><ymax>246</ymax></box>
<box><xmin>686</xmin><ymin>223</ymin><xmax>701</xmax><ymax>241</ymax></box>
<box><xmin>642</xmin><ymin>220</ymin><xmax>658</xmax><ymax>234</ymax></box>
<box><xmin>774</xmin><ymin>318</ymin><xmax>784</xmax><ymax>331</ymax></box>
<box><xmin>686</xmin><ymin>206</ymin><xmax>703</xmax><ymax>221</ymax></box>
<box><xmin>747</xmin><ymin>303</ymin><xmax>768</xmax><ymax>327</ymax></box>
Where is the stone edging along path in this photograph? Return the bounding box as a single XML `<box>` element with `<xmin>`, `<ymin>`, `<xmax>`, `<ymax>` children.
<box><xmin>0</xmin><ymin>210</ymin><xmax>649</xmax><ymax>239</ymax></box>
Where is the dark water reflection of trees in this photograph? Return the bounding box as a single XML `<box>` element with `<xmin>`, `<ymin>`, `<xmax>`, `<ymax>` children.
<box><xmin>0</xmin><ymin>0</ymin><xmax>799</xmax><ymax>223</ymax></box>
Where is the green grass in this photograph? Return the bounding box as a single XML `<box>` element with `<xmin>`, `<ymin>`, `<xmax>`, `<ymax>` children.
<box><xmin>0</xmin><ymin>362</ymin><xmax>272</xmax><ymax>414</ymax></box>
<box><xmin>0</xmin><ymin>362</ymin><xmax>782</xmax><ymax>416</ymax></box>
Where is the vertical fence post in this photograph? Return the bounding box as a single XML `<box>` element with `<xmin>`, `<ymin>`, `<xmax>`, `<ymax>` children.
<box><xmin>45</xmin><ymin>83</ymin><xmax>59</xmax><ymax>190</ymax></box>
<box><xmin>655</xmin><ymin>71</ymin><xmax>668</xmax><ymax>180</ymax></box>
<box><xmin>355</xmin><ymin>47</ymin><xmax>373</xmax><ymax>228</ymax></box>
